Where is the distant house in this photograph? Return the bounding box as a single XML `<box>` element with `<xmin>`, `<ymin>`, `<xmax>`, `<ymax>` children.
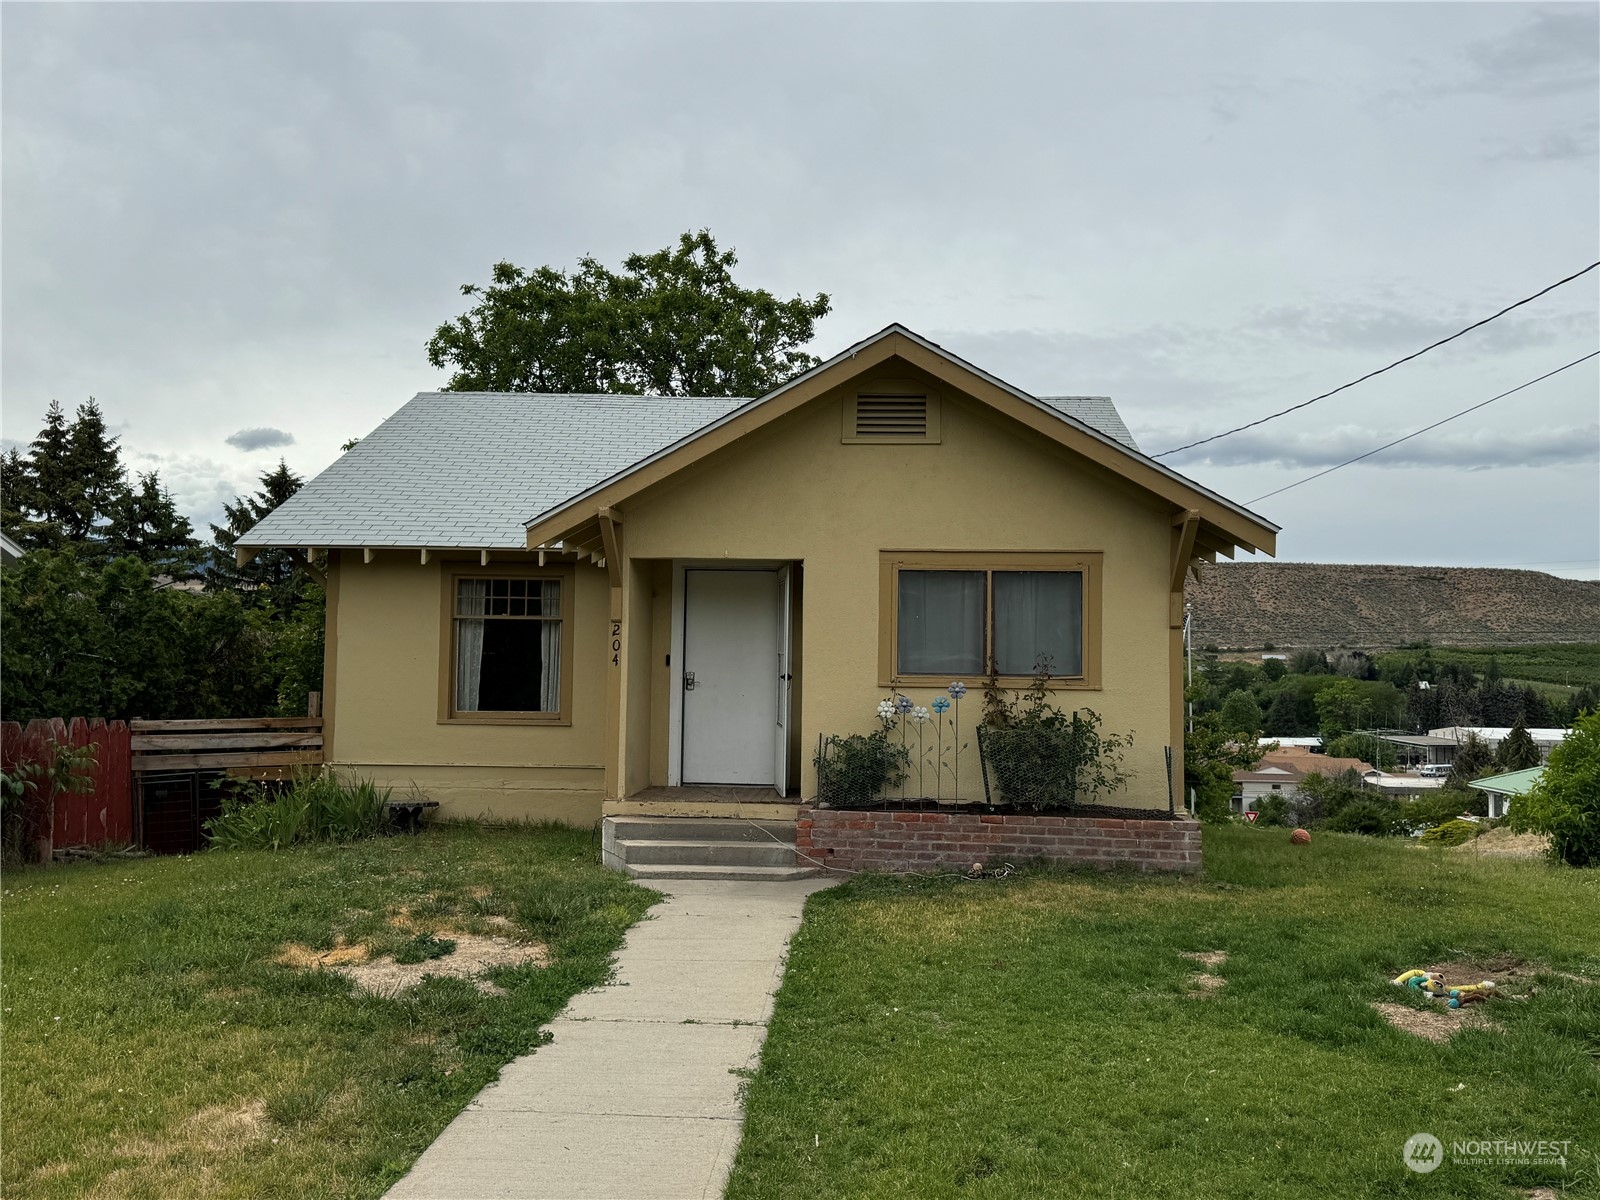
<box><xmin>1232</xmin><ymin>746</ymin><xmax>1376</xmax><ymax>812</ymax></box>
<box><xmin>1468</xmin><ymin>767</ymin><xmax>1543</xmax><ymax>820</ymax></box>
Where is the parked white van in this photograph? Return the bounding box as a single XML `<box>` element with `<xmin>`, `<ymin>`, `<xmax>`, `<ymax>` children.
<box><xmin>1416</xmin><ymin>764</ymin><xmax>1452</xmax><ymax>778</ymax></box>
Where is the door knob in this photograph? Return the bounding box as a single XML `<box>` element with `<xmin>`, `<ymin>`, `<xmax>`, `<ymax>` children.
<box><xmin>684</xmin><ymin>670</ymin><xmax>697</xmax><ymax>690</ymax></box>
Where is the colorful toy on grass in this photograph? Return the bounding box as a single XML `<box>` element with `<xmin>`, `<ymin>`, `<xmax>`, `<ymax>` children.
<box><xmin>1448</xmin><ymin>982</ymin><xmax>1496</xmax><ymax>1008</ymax></box>
<box><xmin>1391</xmin><ymin>969</ymin><xmax>1449</xmax><ymax>998</ymax></box>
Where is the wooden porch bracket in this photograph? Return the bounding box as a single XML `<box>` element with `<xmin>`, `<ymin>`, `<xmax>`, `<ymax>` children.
<box><xmin>235</xmin><ymin>546</ymin><xmax>258</xmax><ymax>568</ymax></box>
<box><xmin>1170</xmin><ymin>510</ymin><xmax>1200</xmax><ymax>628</ymax></box>
<box><xmin>598</xmin><ymin>507</ymin><xmax>624</xmax><ymax>621</ymax></box>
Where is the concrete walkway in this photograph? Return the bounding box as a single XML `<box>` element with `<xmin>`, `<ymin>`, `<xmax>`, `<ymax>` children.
<box><xmin>387</xmin><ymin>878</ymin><xmax>834</xmax><ymax>1200</ymax></box>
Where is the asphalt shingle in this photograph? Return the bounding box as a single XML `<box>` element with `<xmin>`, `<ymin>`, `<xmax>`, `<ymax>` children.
<box><xmin>240</xmin><ymin>389</ymin><xmax>1140</xmax><ymax>550</ymax></box>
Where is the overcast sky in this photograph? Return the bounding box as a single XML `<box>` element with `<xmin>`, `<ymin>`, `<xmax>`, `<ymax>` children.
<box><xmin>4</xmin><ymin>3</ymin><xmax>1597</xmax><ymax>575</ymax></box>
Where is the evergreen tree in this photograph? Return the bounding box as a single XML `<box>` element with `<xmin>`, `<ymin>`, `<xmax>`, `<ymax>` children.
<box><xmin>207</xmin><ymin>460</ymin><xmax>307</xmax><ymax>611</ymax></box>
<box><xmin>1446</xmin><ymin>732</ymin><xmax>1494</xmax><ymax>790</ymax></box>
<box><xmin>1</xmin><ymin>446</ymin><xmax>38</xmax><ymax>542</ymax></box>
<box><xmin>20</xmin><ymin>400</ymin><xmax>77</xmax><ymax>549</ymax></box>
<box><xmin>1494</xmin><ymin>717</ymin><xmax>1542</xmax><ymax>773</ymax></box>
<box><xmin>64</xmin><ymin>399</ymin><xmax>128</xmax><ymax>545</ymax></box>
<box><xmin>109</xmin><ymin>471</ymin><xmax>201</xmax><ymax>573</ymax></box>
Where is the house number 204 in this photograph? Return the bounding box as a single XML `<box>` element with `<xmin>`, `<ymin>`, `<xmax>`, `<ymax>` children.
<box><xmin>611</xmin><ymin>622</ymin><xmax>622</xmax><ymax>666</ymax></box>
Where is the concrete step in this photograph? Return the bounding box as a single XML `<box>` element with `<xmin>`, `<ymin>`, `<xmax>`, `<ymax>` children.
<box><xmin>604</xmin><ymin>816</ymin><xmax>798</xmax><ymax>844</ymax></box>
<box><xmin>617</xmin><ymin>837</ymin><xmax>799</xmax><ymax>868</ymax></box>
<box><xmin>623</xmin><ymin>863</ymin><xmax>822</xmax><ymax>882</ymax></box>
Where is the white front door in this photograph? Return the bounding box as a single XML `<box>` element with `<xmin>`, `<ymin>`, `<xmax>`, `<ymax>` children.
<box><xmin>682</xmin><ymin>569</ymin><xmax>781</xmax><ymax>786</ymax></box>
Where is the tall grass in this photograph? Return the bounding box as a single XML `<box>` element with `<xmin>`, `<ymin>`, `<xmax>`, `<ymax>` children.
<box><xmin>205</xmin><ymin>770</ymin><xmax>390</xmax><ymax>850</ymax></box>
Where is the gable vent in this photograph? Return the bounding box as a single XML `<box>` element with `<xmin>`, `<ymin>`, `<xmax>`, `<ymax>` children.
<box><xmin>854</xmin><ymin>395</ymin><xmax>927</xmax><ymax>437</ymax></box>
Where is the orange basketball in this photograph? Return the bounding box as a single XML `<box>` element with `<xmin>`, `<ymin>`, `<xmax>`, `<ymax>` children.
<box><xmin>1290</xmin><ymin>829</ymin><xmax>1311</xmax><ymax>845</ymax></box>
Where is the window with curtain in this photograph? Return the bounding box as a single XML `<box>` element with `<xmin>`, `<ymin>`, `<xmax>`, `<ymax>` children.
<box><xmin>454</xmin><ymin>577</ymin><xmax>562</xmax><ymax>713</ymax></box>
<box><xmin>894</xmin><ymin>565</ymin><xmax>1086</xmax><ymax>680</ymax></box>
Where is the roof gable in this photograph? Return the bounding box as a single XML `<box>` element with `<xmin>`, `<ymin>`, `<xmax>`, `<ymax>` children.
<box><xmin>523</xmin><ymin>325</ymin><xmax>1277</xmax><ymax>556</ymax></box>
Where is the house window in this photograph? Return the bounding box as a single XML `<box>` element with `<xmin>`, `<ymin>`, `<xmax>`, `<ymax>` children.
<box><xmin>880</xmin><ymin>552</ymin><xmax>1102</xmax><ymax>688</ymax></box>
<box><xmin>441</xmin><ymin>568</ymin><xmax>574</xmax><ymax>724</ymax></box>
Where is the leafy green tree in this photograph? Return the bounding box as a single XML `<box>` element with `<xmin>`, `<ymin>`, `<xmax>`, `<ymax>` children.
<box><xmin>1511</xmin><ymin>709</ymin><xmax>1600</xmax><ymax>866</ymax></box>
<box><xmin>1494</xmin><ymin>716</ymin><xmax>1542</xmax><ymax>773</ymax></box>
<box><xmin>1261</xmin><ymin>658</ymin><xmax>1287</xmax><ymax>682</ymax></box>
<box><xmin>1263</xmin><ymin>687</ymin><xmax>1317</xmax><ymax>737</ymax></box>
<box><xmin>1325</xmin><ymin>732</ymin><xmax>1396</xmax><ymax>770</ymax></box>
<box><xmin>1185</xmin><ymin>711</ymin><xmax>1262</xmax><ymax>822</ymax></box>
<box><xmin>1315</xmin><ymin>678</ymin><xmax>1362</xmax><ymax>740</ymax></box>
<box><xmin>427</xmin><ymin>230</ymin><xmax>832</xmax><ymax>397</ymax></box>
<box><xmin>207</xmin><ymin>460</ymin><xmax>308</xmax><ymax>612</ymax></box>
<box><xmin>1289</xmin><ymin>649</ymin><xmax>1328</xmax><ymax>675</ymax></box>
<box><xmin>1219</xmin><ymin>689</ymin><xmax>1263</xmax><ymax>736</ymax></box>
<box><xmin>1291</xmin><ymin>769</ymin><xmax>1370</xmax><ymax>828</ymax></box>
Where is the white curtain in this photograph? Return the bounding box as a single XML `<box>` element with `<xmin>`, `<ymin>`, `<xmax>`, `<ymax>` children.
<box><xmin>898</xmin><ymin>571</ymin><xmax>984</xmax><ymax>674</ymax></box>
<box><xmin>539</xmin><ymin>581</ymin><xmax>561</xmax><ymax>712</ymax></box>
<box><xmin>994</xmin><ymin>571</ymin><xmax>1082</xmax><ymax>676</ymax></box>
<box><xmin>455</xmin><ymin>579</ymin><xmax>488</xmax><ymax>711</ymax></box>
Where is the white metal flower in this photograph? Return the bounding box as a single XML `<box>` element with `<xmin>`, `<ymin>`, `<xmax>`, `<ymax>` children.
<box><xmin>877</xmin><ymin>699</ymin><xmax>897</xmax><ymax>721</ymax></box>
<box><xmin>911</xmin><ymin>705</ymin><xmax>930</xmax><ymax>724</ymax></box>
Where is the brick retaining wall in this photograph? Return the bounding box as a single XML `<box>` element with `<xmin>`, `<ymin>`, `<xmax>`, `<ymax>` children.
<box><xmin>797</xmin><ymin>807</ymin><xmax>1202</xmax><ymax>874</ymax></box>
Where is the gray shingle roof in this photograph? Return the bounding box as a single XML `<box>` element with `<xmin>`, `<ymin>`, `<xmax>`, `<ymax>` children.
<box><xmin>240</xmin><ymin>393</ymin><xmax>746</xmax><ymax>550</ymax></box>
<box><xmin>1037</xmin><ymin>397</ymin><xmax>1138</xmax><ymax>451</ymax></box>
<box><xmin>241</xmin><ymin>387</ymin><xmax>1141</xmax><ymax>551</ymax></box>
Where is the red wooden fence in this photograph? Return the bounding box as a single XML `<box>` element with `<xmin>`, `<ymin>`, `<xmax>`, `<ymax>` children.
<box><xmin>1</xmin><ymin>717</ymin><xmax>134</xmax><ymax>850</ymax></box>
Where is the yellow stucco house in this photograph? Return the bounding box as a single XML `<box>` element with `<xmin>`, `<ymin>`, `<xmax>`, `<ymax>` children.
<box><xmin>239</xmin><ymin>326</ymin><xmax>1276</xmax><ymax>872</ymax></box>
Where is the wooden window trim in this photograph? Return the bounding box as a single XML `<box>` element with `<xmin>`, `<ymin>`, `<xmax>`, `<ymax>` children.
<box><xmin>438</xmin><ymin>563</ymin><xmax>576</xmax><ymax>726</ymax></box>
<box><xmin>877</xmin><ymin>550</ymin><xmax>1103</xmax><ymax>690</ymax></box>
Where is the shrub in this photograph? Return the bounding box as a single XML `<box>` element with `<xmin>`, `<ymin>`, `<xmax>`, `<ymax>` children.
<box><xmin>1511</xmin><ymin>710</ymin><xmax>1600</xmax><ymax>867</ymax></box>
<box><xmin>1252</xmin><ymin>794</ymin><xmax>1290</xmax><ymax>827</ymax></box>
<box><xmin>978</xmin><ymin>660</ymin><xmax>1130</xmax><ymax>811</ymax></box>
<box><xmin>815</xmin><ymin>731</ymin><xmax>910</xmax><ymax>808</ymax></box>
<box><xmin>206</xmin><ymin>769</ymin><xmax>390</xmax><ymax>850</ymax></box>
<box><xmin>1420</xmin><ymin>818</ymin><xmax>1482</xmax><ymax>847</ymax></box>
<box><xmin>1325</xmin><ymin>799</ymin><xmax>1398</xmax><ymax>836</ymax></box>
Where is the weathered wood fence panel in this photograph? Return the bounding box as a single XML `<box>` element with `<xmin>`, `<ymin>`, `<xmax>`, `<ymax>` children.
<box><xmin>128</xmin><ymin>717</ymin><xmax>323</xmax><ymax>773</ymax></box>
<box><xmin>0</xmin><ymin>717</ymin><xmax>134</xmax><ymax>849</ymax></box>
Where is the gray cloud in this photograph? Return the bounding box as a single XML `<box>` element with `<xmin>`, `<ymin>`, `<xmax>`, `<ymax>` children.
<box><xmin>1157</xmin><ymin>425</ymin><xmax>1599</xmax><ymax>471</ymax></box>
<box><xmin>224</xmin><ymin>426</ymin><xmax>295</xmax><ymax>452</ymax></box>
<box><xmin>2</xmin><ymin>4</ymin><xmax>1595</xmax><ymax>577</ymax></box>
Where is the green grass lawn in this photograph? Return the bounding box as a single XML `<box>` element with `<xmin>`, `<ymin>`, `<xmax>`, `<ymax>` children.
<box><xmin>728</xmin><ymin>827</ymin><xmax>1600</xmax><ymax>1200</ymax></box>
<box><xmin>1</xmin><ymin>823</ymin><xmax>658</xmax><ymax>1199</ymax></box>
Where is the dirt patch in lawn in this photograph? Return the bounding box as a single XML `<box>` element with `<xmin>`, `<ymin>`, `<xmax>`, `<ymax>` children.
<box><xmin>1421</xmin><ymin>952</ymin><xmax>1538</xmax><ymax>985</ymax></box>
<box><xmin>116</xmin><ymin>1099</ymin><xmax>268</xmax><ymax>1161</ymax></box>
<box><xmin>1370</xmin><ymin>1001</ymin><xmax>1502</xmax><ymax>1042</ymax></box>
<box><xmin>1181</xmin><ymin>950</ymin><xmax>1229</xmax><ymax>997</ymax></box>
<box><xmin>1452</xmin><ymin>828</ymin><xmax>1551</xmax><ymax>859</ymax></box>
<box><xmin>277</xmin><ymin>932</ymin><xmax>549</xmax><ymax>997</ymax></box>
<box><xmin>274</xmin><ymin>938</ymin><xmax>368</xmax><ymax>969</ymax></box>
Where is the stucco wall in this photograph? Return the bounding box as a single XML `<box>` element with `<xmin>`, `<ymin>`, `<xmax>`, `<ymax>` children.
<box><xmin>623</xmin><ymin>373</ymin><xmax>1177</xmax><ymax>807</ymax></box>
<box><xmin>326</xmin><ymin>550</ymin><xmax>610</xmax><ymax>822</ymax></box>
<box><xmin>324</xmin><ymin>368</ymin><xmax>1183</xmax><ymax>820</ymax></box>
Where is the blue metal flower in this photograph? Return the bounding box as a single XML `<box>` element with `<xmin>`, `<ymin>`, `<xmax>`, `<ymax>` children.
<box><xmin>895</xmin><ymin>694</ymin><xmax>914</xmax><ymax>714</ymax></box>
<box><xmin>931</xmin><ymin>696</ymin><xmax>951</xmax><ymax>714</ymax></box>
<box><xmin>948</xmin><ymin>681</ymin><xmax>968</xmax><ymax>699</ymax></box>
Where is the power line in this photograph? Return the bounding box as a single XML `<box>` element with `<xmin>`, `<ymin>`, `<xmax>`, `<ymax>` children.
<box><xmin>1246</xmin><ymin>350</ymin><xmax>1600</xmax><ymax>505</ymax></box>
<box><xmin>1152</xmin><ymin>260</ymin><xmax>1600</xmax><ymax>459</ymax></box>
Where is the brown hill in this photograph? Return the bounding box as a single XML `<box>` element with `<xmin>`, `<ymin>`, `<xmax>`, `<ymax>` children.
<box><xmin>1187</xmin><ymin>563</ymin><xmax>1600</xmax><ymax>651</ymax></box>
